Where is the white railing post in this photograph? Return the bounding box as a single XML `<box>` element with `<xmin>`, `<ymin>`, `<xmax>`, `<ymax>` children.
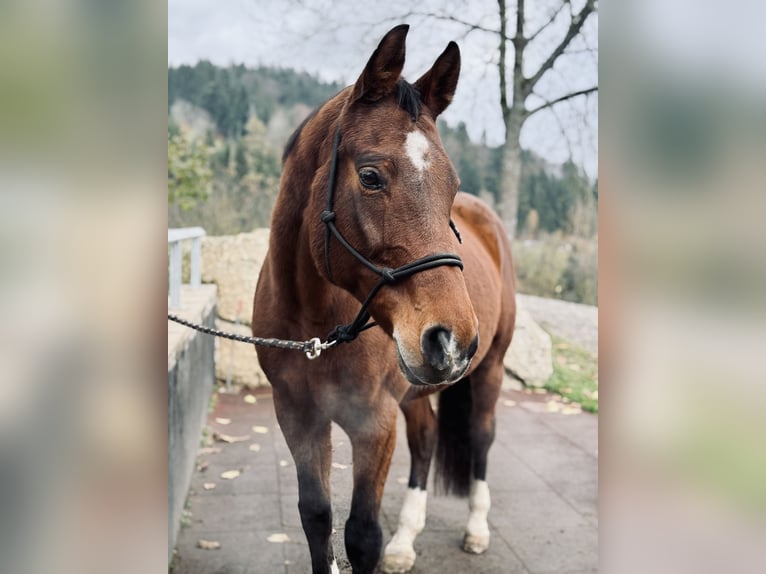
<box><xmin>168</xmin><ymin>227</ymin><xmax>206</xmax><ymax>309</ymax></box>
<box><xmin>169</xmin><ymin>241</ymin><xmax>182</xmax><ymax>309</ymax></box>
<box><xmin>190</xmin><ymin>237</ymin><xmax>202</xmax><ymax>288</ymax></box>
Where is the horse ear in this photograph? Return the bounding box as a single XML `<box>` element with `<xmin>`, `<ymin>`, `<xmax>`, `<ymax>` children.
<box><xmin>414</xmin><ymin>41</ymin><xmax>461</xmax><ymax>118</ymax></box>
<box><xmin>352</xmin><ymin>24</ymin><xmax>409</xmax><ymax>103</ymax></box>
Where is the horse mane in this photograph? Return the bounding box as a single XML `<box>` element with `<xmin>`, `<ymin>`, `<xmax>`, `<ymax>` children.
<box><xmin>282</xmin><ymin>79</ymin><xmax>421</xmax><ymax>163</ymax></box>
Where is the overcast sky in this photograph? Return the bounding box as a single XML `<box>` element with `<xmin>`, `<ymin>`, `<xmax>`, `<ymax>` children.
<box><xmin>169</xmin><ymin>0</ymin><xmax>598</xmax><ymax>178</ymax></box>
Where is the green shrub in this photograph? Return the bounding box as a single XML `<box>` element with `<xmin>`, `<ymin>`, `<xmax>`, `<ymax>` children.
<box><xmin>513</xmin><ymin>234</ymin><xmax>598</xmax><ymax>305</ymax></box>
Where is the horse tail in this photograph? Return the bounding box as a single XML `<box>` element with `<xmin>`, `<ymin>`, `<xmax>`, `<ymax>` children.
<box><xmin>434</xmin><ymin>376</ymin><xmax>472</xmax><ymax>497</ymax></box>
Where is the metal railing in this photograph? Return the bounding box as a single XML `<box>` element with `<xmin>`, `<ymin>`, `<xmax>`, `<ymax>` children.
<box><xmin>168</xmin><ymin>227</ymin><xmax>206</xmax><ymax>309</ymax></box>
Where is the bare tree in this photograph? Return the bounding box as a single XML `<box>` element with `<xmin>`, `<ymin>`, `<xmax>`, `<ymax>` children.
<box><xmin>495</xmin><ymin>0</ymin><xmax>597</xmax><ymax>237</ymax></box>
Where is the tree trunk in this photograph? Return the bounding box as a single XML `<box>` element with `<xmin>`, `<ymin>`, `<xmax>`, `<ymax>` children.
<box><xmin>499</xmin><ymin>111</ymin><xmax>524</xmax><ymax>239</ymax></box>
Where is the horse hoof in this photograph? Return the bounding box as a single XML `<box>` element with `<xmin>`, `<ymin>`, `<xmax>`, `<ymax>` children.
<box><xmin>380</xmin><ymin>548</ymin><xmax>416</xmax><ymax>573</ymax></box>
<box><xmin>462</xmin><ymin>533</ymin><xmax>490</xmax><ymax>554</ymax></box>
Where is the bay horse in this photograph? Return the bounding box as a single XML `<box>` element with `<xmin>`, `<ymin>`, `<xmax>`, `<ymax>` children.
<box><xmin>252</xmin><ymin>25</ymin><xmax>515</xmax><ymax>574</ymax></box>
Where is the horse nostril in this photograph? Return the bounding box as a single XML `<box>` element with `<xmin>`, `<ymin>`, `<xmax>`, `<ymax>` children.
<box><xmin>466</xmin><ymin>334</ymin><xmax>479</xmax><ymax>362</ymax></box>
<box><xmin>422</xmin><ymin>326</ymin><xmax>454</xmax><ymax>371</ymax></box>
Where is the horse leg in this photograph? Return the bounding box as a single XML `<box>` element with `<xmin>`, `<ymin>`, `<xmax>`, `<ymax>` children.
<box><xmin>339</xmin><ymin>399</ymin><xmax>398</xmax><ymax>574</ymax></box>
<box><xmin>463</xmin><ymin>359</ymin><xmax>504</xmax><ymax>555</ymax></box>
<box><xmin>273</xmin><ymin>390</ymin><xmax>337</xmax><ymax>574</ymax></box>
<box><xmin>381</xmin><ymin>396</ymin><xmax>435</xmax><ymax>573</ymax></box>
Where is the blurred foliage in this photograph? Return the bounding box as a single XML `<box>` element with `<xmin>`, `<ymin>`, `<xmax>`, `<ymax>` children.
<box><xmin>545</xmin><ymin>335</ymin><xmax>599</xmax><ymax>413</ymax></box>
<box><xmin>513</xmin><ymin>234</ymin><xmax>598</xmax><ymax>305</ymax></box>
<box><xmin>167</xmin><ymin>132</ymin><xmax>212</xmax><ymax>211</ymax></box>
<box><xmin>168</xmin><ymin>61</ymin><xmax>343</xmax><ymax>136</ymax></box>
<box><xmin>169</xmin><ymin>115</ymin><xmax>281</xmax><ymax>234</ymax></box>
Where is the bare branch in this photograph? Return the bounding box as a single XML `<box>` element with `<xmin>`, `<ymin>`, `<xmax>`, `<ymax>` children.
<box><xmin>527</xmin><ymin>86</ymin><xmax>598</xmax><ymax>117</ymax></box>
<box><xmin>401</xmin><ymin>9</ymin><xmax>499</xmax><ymax>36</ymax></box>
<box><xmin>526</xmin><ymin>86</ymin><xmax>598</xmax><ymax>117</ymax></box>
<box><xmin>526</xmin><ymin>1</ymin><xmax>569</xmax><ymax>44</ymax></box>
<box><xmin>497</xmin><ymin>0</ymin><xmax>509</xmax><ymax>117</ymax></box>
<box><xmin>510</xmin><ymin>0</ymin><xmax>525</xmax><ymax>108</ymax></box>
<box><xmin>525</xmin><ymin>0</ymin><xmax>596</xmax><ymax>94</ymax></box>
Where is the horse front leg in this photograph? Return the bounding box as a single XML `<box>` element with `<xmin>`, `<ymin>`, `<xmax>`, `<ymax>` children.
<box><xmin>273</xmin><ymin>389</ymin><xmax>337</xmax><ymax>574</ymax></box>
<box><xmin>381</xmin><ymin>396</ymin><xmax>436</xmax><ymax>573</ymax></box>
<box><xmin>463</xmin><ymin>360</ymin><xmax>503</xmax><ymax>555</ymax></box>
<box><xmin>339</xmin><ymin>398</ymin><xmax>398</xmax><ymax>574</ymax></box>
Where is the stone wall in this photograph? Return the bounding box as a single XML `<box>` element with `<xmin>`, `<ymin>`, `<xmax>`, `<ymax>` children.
<box><xmin>200</xmin><ymin>229</ymin><xmax>552</xmax><ymax>388</ymax></box>
<box><xmin>201</xmin><ymin>230</ymin><xmax>270</xmax><ymax>387</ymax></box>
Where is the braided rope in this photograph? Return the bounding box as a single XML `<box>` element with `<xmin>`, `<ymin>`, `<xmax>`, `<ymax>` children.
<box><xmin>168</xmin><ymin>313</ymin><xmax>335</xmax><ymax>358</ymax></box>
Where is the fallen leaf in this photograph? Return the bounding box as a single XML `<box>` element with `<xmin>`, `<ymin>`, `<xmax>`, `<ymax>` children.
<box><xmin>546</xmin><ymin>400</ymin><xmax>562</xmax><ymax>413</ymax></box>
<box><xmin>220</xmin><ymin>469</ymin><xmax>241</xmax><ymax>480</ymax></box>
<box><xmin>243</xmin><ymin>394</ymin><xmax>257</xmax><ymax>404</ymax></box>
<box><xmin>197</xmin><ymin>539</ymin><xmax>221</xmax><ymax>550</ymax></box>
<box><xmin>568</xmin><ymin>363</ymin><xmax>581</xmax><ymax>371</ymax></box>
<box><xmin>503</xmin><ymin>399</ymin><xmax>517</xmax><ymax>407</ymax></box>
<box><xmin>561</xmin><ymin>405</ymin><xmax>583</xmax><ymax>415</ymax></box>
<box><xmin>332</xmin><ymin>462</ymin><xmax>348</xmax><ymax>470</ymax></box>
<box><xmin>556</xmin><ymin>342</ymin><xmax>570</xmax><ymax>350</ymax></box>
<box><xmin>252</xmin><ymin>426</ymin><xmax>269</xmax><ymax>434</ymax></box>
<box><xmin>215</xmin><ymin>417</ymin><xmax>232</xmax><ymax>425</ymax></box>
<box><xmin>396</xmin><ymin>477</ymin><xmax>408</xmax><ymax>485</ymax></box>
<box><xmin>248</xmin><ymin>443</ymin><xmax>261</xmax><ymax>452</ymax></box>
<box><xmin>591</xmin><ymin>390</ymin><xmax>599</xmax><ymax>400</ymax></box>
<box><xmin>267</xmin><ymin>533</ymin><xmax>290</xmax><ymax>543</ymax></box>
<box><xmin>203</xmin><ymin>482</ymin><xmax>216</xmax><ymax>491</ymax></box>
<box><xmin>533</xmin><ymin>388</ymin><xmax>547</xmax><ymax>395</ymax></box>
<box><xmin>196</xmin><ymin>460</ymin><xmax>209</xmax><ymax>472</ymax></box>
<box><xmin>199</xmin><ymin>447</ymin><xmax>222</xmax><ymax>455</ymax></box>
<box><xmin>215</xmin><ymin>433</ymin><xmax>250</xmax><ymax>443</ymax></box>
<box><xmin>562</xmin><ymin>387</ymin><xmax>573</xmax><ymax>394</ymax></box>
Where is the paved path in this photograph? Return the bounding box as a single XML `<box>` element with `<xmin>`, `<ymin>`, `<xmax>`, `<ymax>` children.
<box><xmin>172</xmin><ymin>385</ymin><xmax>597</xmax><ymax>574</ymax></box>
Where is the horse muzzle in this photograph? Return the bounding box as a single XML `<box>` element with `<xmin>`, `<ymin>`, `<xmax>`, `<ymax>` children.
<box><xmin>395</xmin><ymin>326</ymin><xmax>478</xmax><ymax>386</ymax></box>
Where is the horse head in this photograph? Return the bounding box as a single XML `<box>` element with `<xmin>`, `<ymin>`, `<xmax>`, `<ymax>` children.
<box><xmin>307</xmin><ymin>25</ymin><xmax>478</xmax><ymax>385</ymax></box>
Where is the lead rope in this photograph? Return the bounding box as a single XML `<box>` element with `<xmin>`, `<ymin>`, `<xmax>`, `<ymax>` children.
<box><xmin>167</xmin><ymin>313</ymin><xmax>336</xmax><ymax>360</ymax></box>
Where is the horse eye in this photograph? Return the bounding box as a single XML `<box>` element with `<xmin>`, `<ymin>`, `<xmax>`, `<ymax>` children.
<box><xmin>358</xmin><ymin>168</ymin><xmax>384</xmax><ymax>190</ymax></box>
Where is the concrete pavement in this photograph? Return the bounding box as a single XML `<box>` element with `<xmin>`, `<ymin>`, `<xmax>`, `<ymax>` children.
<box><xmin>171</xmin><ymin>386</ymin><xmax>597</xmax><ymax>574</ymax></box>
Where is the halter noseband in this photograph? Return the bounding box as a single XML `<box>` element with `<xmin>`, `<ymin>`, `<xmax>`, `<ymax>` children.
<box><xmin>321</xmin><ymin>125</ymin><xmax>465</xmax><ymax>346</ymax></box>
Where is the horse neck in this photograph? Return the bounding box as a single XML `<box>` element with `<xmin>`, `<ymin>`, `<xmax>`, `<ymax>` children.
<box><xmin>266</xmin><ymin>97</ymin><xmax>345</xmax><ymax>318</ymax></box>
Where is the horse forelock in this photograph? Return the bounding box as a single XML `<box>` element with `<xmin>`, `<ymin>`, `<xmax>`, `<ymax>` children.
<box><xmin>282</xmin><ymin>80</ymin><xmax>423</xmax><ymax>164</ymax></box>
<box><xmin>395</xmin><ymin>79</ymin><xmax>421</xmax><ymax>121</ymax></box>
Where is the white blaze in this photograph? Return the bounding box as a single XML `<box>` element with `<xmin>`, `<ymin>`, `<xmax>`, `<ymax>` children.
<box><xmin>405</xmin><ymin>130</ymin><xmax>431</xmax><ymax>173</ymax></box>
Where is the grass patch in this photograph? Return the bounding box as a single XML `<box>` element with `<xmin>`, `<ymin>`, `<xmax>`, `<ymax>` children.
<box><xmin>544</xmin><ymin>334</ymin><xmax>598</xmax><ymax>413</ymax></box>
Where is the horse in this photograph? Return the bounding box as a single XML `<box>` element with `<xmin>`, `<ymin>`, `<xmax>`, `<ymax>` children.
<box><xmin>252</xmin><ymin>25</ymin><xmax>516</xmax><ymax>574</ymax></box>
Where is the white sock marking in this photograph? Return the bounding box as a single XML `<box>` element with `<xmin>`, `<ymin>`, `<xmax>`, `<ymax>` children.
<box><xmin>330</xmin><ymin>558</ymin><xmax>340</xmax><ymax>574</ymax></box>
<box><xmin>405</xmin><ymin>130</ymin><xmax>431</xmax><ymax>173</ymax></box>
<box><xmin>384</xmin><ymin>487</ymin><xmax>427</xmax><ymax>562</ymax></box>
<box><xmin>466</xmin><ymin>479</ymin><xmax>491</xmax><ymax>538</ymax></box>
